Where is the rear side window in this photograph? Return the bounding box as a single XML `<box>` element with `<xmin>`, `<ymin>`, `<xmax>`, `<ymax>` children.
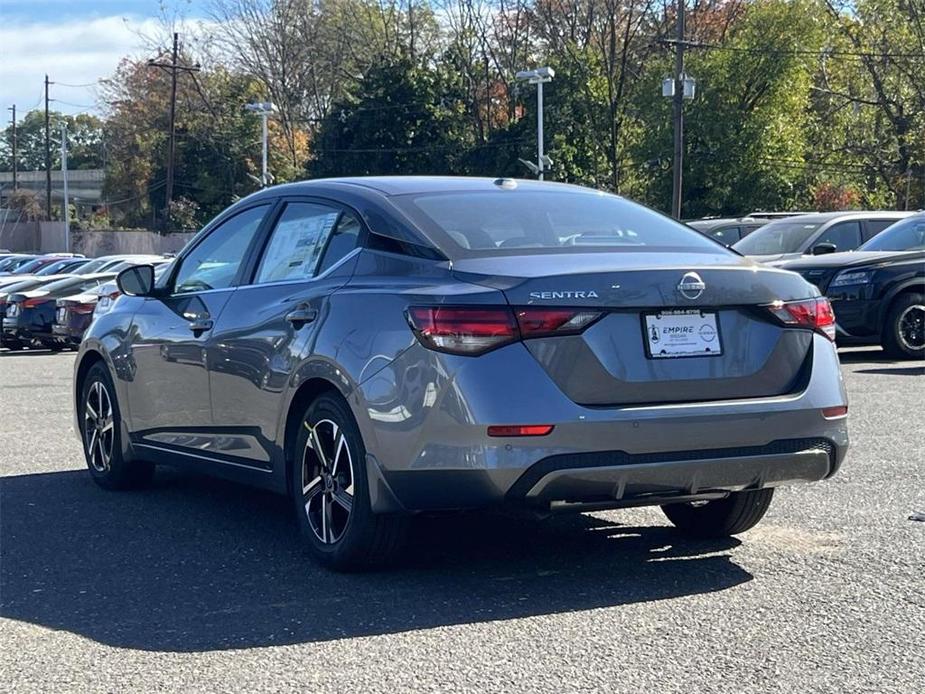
<box><xmin>815</xmin><ymin>221</ymin><xmax>862</xmax><ymax>252</ymax></box>
<box><xmin>392</xmin><ymin>190</ymin><xmax>722</xmax><ymax>258</ymax></box>
<box><xmin>255</xmin><ymin>202</ymin><xmax>342</xmax><ymax>283</ymax></box>
<box><xmin>710</xmin><ymin>226</ymin><xmax>740</xmax><ymax>243</ymax></box>
<box><xmin>317</xmin><ymin>213</ymin><xmax>362</xmax><ymax>275</ymax></box>
<box><xmin>862</xmin><ymin>219</ymin><xmax>897</xmax><ymax>242</ymax></box>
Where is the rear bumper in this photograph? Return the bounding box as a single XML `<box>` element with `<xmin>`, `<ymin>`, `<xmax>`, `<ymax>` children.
<box><xmin>358</xmin><ymin>333</ymin><xmax>849</xmax><ymax>513</ymax></box>
<box><xmin>509</xmin><ymin>438</ymin><xmax>836</xmax><ymax>508</ymax></box>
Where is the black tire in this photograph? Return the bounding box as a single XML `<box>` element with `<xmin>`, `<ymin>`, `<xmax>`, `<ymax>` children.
<box><xmin>882</xmin><ymin>292</ymin><xmax>925</xmax><ymax>360</ymax></box>
<box><xmin>1</xmin><ymin>337</ymin><xmax>24</xmax><ymax>351</ymax></box>
<box><xmin>80</xmin><ymin>362</ymin><xmax>154</xmax><ymax>490</ymax></box>
<box><xmin>661</xmin><ymin>488</ymin><xmax>774</xmax><ymax>538</ymax></box>
<box><xmin>291</xmin><ymin>392</ymin><xmax>407</xmax><ymax>571</ymax></box>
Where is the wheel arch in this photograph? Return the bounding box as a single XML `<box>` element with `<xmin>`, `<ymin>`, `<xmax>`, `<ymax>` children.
<box><xmin>879</xmin><ymin>281</ymin><xmax>925</xmax><ymax>334</ymax></box>
<box><xmin>282</xmin><ymin>377</ymin><xmax>344</xmax><ymax>497</ymax></box>
<box><xmin>74</xmin><ymin>349</ymin><xmax>107</xmax><ymax>415</ymax></box>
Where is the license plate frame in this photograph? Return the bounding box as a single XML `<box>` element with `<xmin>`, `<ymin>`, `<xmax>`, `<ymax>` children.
<box><xmin>643</xmin><ymin>309</ymin><xmax>723</xmax><ymax>359</ymax></box>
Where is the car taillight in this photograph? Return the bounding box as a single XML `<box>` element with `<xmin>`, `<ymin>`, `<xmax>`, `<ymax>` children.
<box><xmin>766</xmin><ymin>298</ymin><xmax>836</xmax><ymax>341</ymax></box>
<box><xmin>22</xmin><ymin>298</ymin><xmax>49</xmax><ymax>309</ymax></box>
<box><xmin>71</xmin><ymin>303</ymin><xmax>96</xmax><ymax>315</ymax></box>
<box><xmin>515</xmin><ymin>308</ymin><xmax>602</xmax><ymax>337</ymax></box>
<box><xmin>407</xmin><ymin>306</ymin><xmax>603</xmax><ymax>355</ymax></box>
<box><xmin>406</xmin><ymin>307</ymin><xmax>518</xmax><ymax>355</ymax></box>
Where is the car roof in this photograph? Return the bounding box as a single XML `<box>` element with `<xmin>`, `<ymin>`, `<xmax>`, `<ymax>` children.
<box><xmin>775</xmin><ymin>211</ymin><xmax>914</xmax><ymax>224</ymax></box>
<box><xmin>249</xmin><ymin>176</ymin><xmax>592</xmax><ymax>200</ymax></box>
<box><xmin>688</xmin><ymin>217</ymin><xmax>766</xmax><ymax>229</ymax></box>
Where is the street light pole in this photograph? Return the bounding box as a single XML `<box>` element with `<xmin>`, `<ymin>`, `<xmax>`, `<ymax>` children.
<box><xmin>7</xmin><ymin>105</ymin><xmax>16</xmax><ymax>190</ymax></box>
<box><xmin>536</xmin><ymin>79</ymin><xmax>545</xmax><ymax>181</ymax></box>
<box><xmin>671</xmin><ymin>0</ymin><xmax>685</xmax><ymax>219</ymax></box>
<box><xmin>245</xmin><ymin>102</ymin><xmax>277</xmax><ymax>187</ymax></box>
<box><xmin>515</xmin><ymin>67</ymin><xmax>555</xmax><ymax>180</ymax></box>
<box><xmin>60</xmin><ymin>123</ymin><xmax>69</xmax><ymax>253</ymax></box>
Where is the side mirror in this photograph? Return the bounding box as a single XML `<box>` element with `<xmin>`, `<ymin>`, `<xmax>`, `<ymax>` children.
<box><xmin>811</xmin><ymin>242</ymin><xmax>837</xmax><ymax>256</ymax></box>
<box><xmin>117</xmin><ymin>264</ymin><xmax>156</xmax><ymax>297</ymax></box>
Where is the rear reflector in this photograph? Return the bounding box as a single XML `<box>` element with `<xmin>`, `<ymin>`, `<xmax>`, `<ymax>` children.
<box><xmin>515</xmin><ymin>308</ymin><xmax>602</xmax><ymax>337</ymax></box>
<box><xmin>407</xmin><ymin>306</ymin><xmax>517</xmax><ymax>355</ymax></box>
<box><xmin>487</xmin><ymin>425</ymin><xmax>554</xmax><ymax>437</ymax></box>
<box><xmin>767</xmin><ymin>298</ymin><xmax>836</xmax><ymax>340</ymax></box>
<box><xmin>822</xmin><ymin>405</ymin><xmax>848</xmax><ymax>419</ymax></box>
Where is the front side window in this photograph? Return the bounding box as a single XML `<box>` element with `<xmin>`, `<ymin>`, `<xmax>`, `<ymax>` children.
<box><xmin>173</xmin><ymin>205</ymin><xmax>269</xmax><ymax>294</ymax></box>
<box><xmin>815</xmin><ymin>221</ymin><xmax>862</xmax><ymax>252</ymax></box>
<box><xmin>254</xmin><ymin>202</ymin><xmax>343</xmax><ymax>283</ymax></box>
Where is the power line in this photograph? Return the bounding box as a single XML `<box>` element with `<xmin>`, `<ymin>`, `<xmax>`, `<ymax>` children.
<box><xmin>661</xmin><ymin>39</ymin><xmax>925</xmax><ymax>60</ymax></box>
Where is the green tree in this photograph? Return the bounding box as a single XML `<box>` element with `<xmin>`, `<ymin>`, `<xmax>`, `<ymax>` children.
<box><xmin>0</xmin><ymin>110</ymin><xmax>104</xmax><ymax>172</ymax></box>
<box><xmin>308</xmin><ymin>58</ymin><xmax>473</xmax><ymax>177</ymax></box>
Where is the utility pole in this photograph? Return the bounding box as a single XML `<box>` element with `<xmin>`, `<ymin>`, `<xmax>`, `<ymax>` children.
<box><xmin>148</xmin><ymin>33</ymin><xmax>200</xmax><ymax>227</ymax></box>
<box><xmin>671</xmin><ymin>0</ymin><xmax>685</xmax><ymax>219</ymax></box>
<box><xmin>60</xmin><ymin>123</ymin><xmax>70</xmax><ymax>252</ymax></box>
<box><xmin>6</xmin><ymin>105</ymin><xmax>16</xmax><ymax>190</ymax></box>
<box><xmin>45</xmin><ymin>75</ymin><xmax>52</xmax><ymax>220</ymax></box>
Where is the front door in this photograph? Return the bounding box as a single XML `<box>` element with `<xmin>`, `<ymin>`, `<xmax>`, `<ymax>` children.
<box><xmin>124</xmin><ymin>204</ymin><xmax>271</xmax><ymax>457</ymax></box>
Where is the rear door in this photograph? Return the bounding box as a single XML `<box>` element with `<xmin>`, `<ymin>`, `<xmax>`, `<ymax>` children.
<box><xmin>207</xmin><ymin>198</ymin><xmax>364</xmax><ymax>470</ymax></box>
<box><xmin>124</xmin><ymin>204</ymin><xmax>271</xmax><ymax>456</ymax></box>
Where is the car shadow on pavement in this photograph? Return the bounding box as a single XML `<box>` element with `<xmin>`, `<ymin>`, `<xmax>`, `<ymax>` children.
<box><xmin>1</xmin><ymin>468</ymin><xmax>751</xmax><ymax>653</ymax></box>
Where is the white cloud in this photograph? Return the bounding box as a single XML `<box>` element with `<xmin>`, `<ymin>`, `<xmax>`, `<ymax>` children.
<box><xmin>0</xmin><ymin>15</ymin><xmax>215</xmax><ymax>116</ymax></box>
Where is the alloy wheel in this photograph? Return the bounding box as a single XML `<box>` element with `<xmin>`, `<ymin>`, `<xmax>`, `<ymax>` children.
<box><xmin>897</xmin><ymin>304</ymin><xmax>925</xmax><ymax>351</ymax></box>
<box><xmin>301</xmin><ymin>418</ymin><xmax>355</xmax><ymax>545</ymax></box>
<box><xmin>84</xmin><ymin>380</ymin><xmax>114</xmax><ymax>473</ymax></box>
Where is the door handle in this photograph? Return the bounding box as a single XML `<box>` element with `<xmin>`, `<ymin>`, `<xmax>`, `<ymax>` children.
<box><xmin>285</xmin><ymin>306</ymin><xmax>317</xmax><ymax>329</ymax></box>
<box><xmin>187</xmin><ymin>317</ymin><xmax>213</xmax><ymax>336</ymax></box>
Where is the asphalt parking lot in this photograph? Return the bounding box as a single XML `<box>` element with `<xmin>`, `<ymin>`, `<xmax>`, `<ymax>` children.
<box><xmin>0</xmin><ymin>348</ymin><xmax>922</xmax><ymax>693</ymax></box>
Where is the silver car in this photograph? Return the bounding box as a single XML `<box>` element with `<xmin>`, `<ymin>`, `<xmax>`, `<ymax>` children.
<box><xmin>73</xmin><ymin>177</ymin><xmax>848</xmax><ymax>569</ymax></box>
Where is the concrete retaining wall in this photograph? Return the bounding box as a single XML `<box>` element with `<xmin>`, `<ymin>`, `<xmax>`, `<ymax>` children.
<box><xmin>0</xmin><ymin>222</ymin><xmax>195</xmax><ymax>257</ymax></box>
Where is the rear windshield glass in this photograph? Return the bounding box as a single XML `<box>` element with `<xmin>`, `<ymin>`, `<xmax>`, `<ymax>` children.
<box><xmin>860</xmin><ymin>217</ymin><xmax>925</xmax><ymax>251</ymax></box>
<box><xmin>733</xmin><ymin>221</ymin><xmax>822</xmax><ymax>255</ymax></box>
<box><xmin>390</xmin><ymin>190</ymin><xmax>724</xmax><ymax>258</ymax></box>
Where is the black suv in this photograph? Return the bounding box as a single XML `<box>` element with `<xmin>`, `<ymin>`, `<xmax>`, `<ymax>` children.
<box><xmin>779</xmin><ymin>214</ymin><xmax>925</xmax><ymax>359</ymax></box>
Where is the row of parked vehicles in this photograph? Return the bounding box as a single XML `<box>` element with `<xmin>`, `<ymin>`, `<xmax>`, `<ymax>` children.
<box><xmin>688</xmin><ymin>210</ymin><xmax>924</xmax><ymax>359</ymax></box>
<box><xmin>1</xmin><ymin>208</ymin><xmax>922</xmax><ymax>360</ymax></box>
<box><xmin>0</xmin><ymin>252</ymin><xmax>172</xmax><ymax>351</ymax></box>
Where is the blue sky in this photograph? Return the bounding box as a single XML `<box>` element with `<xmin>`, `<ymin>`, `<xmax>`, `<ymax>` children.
<box><xmin>0</xmin><ymin>1</ymin><xmax>211</xmax><ymax>118</ymax></box>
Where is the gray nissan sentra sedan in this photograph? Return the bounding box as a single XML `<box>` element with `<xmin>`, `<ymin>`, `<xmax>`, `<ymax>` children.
<box><xmin>73</xmin><ymin>177</ymin><xmax>848</xmax><ymax>569</ymax></box>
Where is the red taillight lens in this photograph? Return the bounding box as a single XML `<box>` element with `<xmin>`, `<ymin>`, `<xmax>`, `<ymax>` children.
<box><xmin>71</xmin><ymin>303</ymin><xmax>96</xmax><ymax>315</ymax></box>
<box><xmin>515</xmin><ymin>308</ymin><xmax>602</xmax><ymax>337</ymax></box>
<box><xmin>767</xmin><ymin>298</ymin><xmax>836</xmax><ymax>341</ymax></box>
<box><xmin>22</xmin><ymin>298</ymin><xmax>49</xmax><ymax>309</ymax></box>
<box><xmin>487</xmin><ymin>425</ymin><xmax>554</xmax><ymax>437</ymax></box>
<box><xmin>407</xmin><ymin>307</ymin><xmax>518</xmax><ymax>355</ymax></box>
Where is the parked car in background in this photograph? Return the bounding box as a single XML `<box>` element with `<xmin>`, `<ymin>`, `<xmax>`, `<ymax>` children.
<box><xmin>0</xmin><ymin>255</ymin><xmax>39</xmax><ymax>274</ymax></box>
<box><xmin>53</xmin><ymin>258</ymin><xmax>172</xmax><ymax>346</ymax></box>
<box><xmin>687</xmin><ymin>217</ymin><xmax>771</xmax><ymax>245</ymax></box>
<box><xmin>74</xmin><ymin>177</ymin><xmax>848</xmax><ymax>570</ymax></box>
<box><xmin>778</xmin><ymin>213</ymin><xmax>925</xmax><ymax>359</ymax></box>
<box><xmin>733</xmin><ymin>211</ymin><xmax>913</xmax><ymax>262</ymax></box>
<box><xmin>91</xmin><ymin>259</ymin><xmax>173</xmax><ymax>319</ymax></box>
<box><xmin>0</xmin><ymin>255</ymin><xmax>77</xmax><ymax>276</ymax></box>
<box><xmin>3</xmin><ymin>274</ymin><xmax>114</xmax><ymax>350</ymax></box>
